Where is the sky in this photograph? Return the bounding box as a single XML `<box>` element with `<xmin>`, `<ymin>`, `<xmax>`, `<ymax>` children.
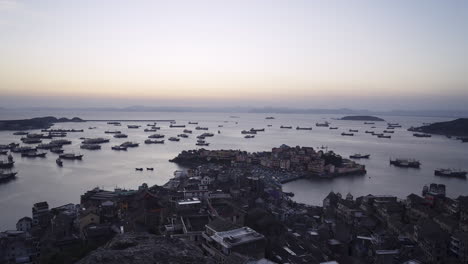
<box><xmin>0</xmin><ymin>0</ymin><xmax>467</xmax><ymax>110</ymax></box>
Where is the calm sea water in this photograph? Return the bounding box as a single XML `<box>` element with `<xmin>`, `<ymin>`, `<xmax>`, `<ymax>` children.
<box><xmin>0</xmin><ymin>110</ymin><xmax>467</xmax><ymax>230</ymax></box>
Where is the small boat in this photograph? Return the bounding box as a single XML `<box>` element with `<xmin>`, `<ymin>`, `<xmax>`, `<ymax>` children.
<box><xmin>378</xmin><ymin>135</ymin><xmax>391</xmax><ymax>139</ymax></box>
<box><xmin>21</xmin><ymin>151</ymin><xmax>47</xmax><ymax>158</ymax></box>
<box><xmin>316</xmin><ymin>122</ymin><xmax>329</xmax><ymax>127</ymax></box>
<box><xmin>390</xmin><ymin>158</ymin><xmax>420</xmax><ymax>168</ymax></box>
<box><xmin>111</xmin><ymin>145</ymin><xmax>127</xmax><ymax>151</ymax></box>
<box><xmin>127</xmin><ymin>125</ymin><xmax>141</xmax><ymax>129</ymax></box>
<box><xmin>365</xmin><ymin>131</ymin><xmax>374</xmax><ymax>134</ymax></box>
<box><xmin>21</xmin><ymin>138</ymin><xmax>42</xmax><ymax>144</ymax></box>
<box><xmin>280</xmin><ymin>126</ymin><xmax>292</xmax><ymax>129</ymax></box>
<box><xmin>177</xmin><ymin>134</ymin><xmax>189</xmax><ymax>138</ymax></box>
<box><xmin>88</xmin><ymin>127</ymin><xmax>97</xmax><ymax>129</ymax></box>
<box><xmin>148</xmin><ymin>134</ymin><xmax>165</xmax><ymax>139</ymax></box>
<box><xmin>218</xmin><ymin>125</ymin><xmax>223</xmax><ymax>127</ymax></box>
<box><xmin>0</xmin><ymin>150</ymin><xmax>8</xmax><ymax>155</ymax></box>
<box><xmin>244</xmin><ymin>135</ymin><xmax>255</xmax><ymax>139</ymax></box>
<box><xmin>107</xmin><ymin>122</ymin><xmax>121</xmax><ymax>125</ymax></box>
<box><xmin>135</xmin><ymin>168</ymin><xmax>143</xmax><ymax>171</ymax></box>
<box><xmin>0</xmin><ymin>171</ymin><xmax>17</xmax><ymax>181</ymax></box>
<box><xmin>120</xmin><ymin>142</ymin><xmax>139</xmax><ymax>148</ymax></box>
<box><xmin>80</xmin><ymin>144</ymin><xmax>101</xmax><ymax>150</ymax></box>
<box><xmin>196</xmin><ymin>142</ymin><xmax>210</xmax><ymax>146</ymax></box>
<box><xmin>267</xmin><ymin>125</ymin><xmax>272</xmax><ymax>127</ymax></box>
<box><xmin>265</xmin><ymin>117</ymin><xmax>275</xmax><ymax>119</ymax></box>
<box><xmin>413</xmin><ymin>133</ymin><xmax>431</xmax><ymax>138</ymax></box>
<box><xmin>147</xmin><ymin>168</ymin><xmax>154</xmax><ymax>171</ymax></box>
<box><xmin>364</xmin><ymin>122</ymin><xmax>375</xmax><ymax>124</ymax></box>
<box><xmin>349</xmin><ymin>129</ymin><xmax>358</xmax><ymax>132</ymax></box>
<box><xmin>250</xmin><ymin>128</ymin><xmax>265</xmax><ymax>132</ymax></box>
<box><xmin>13</xmin><ymin>131</ymin><xmax>29</xmax><ymax>136</ymax></box>
<box><xmin>0</xmin><ymin>160</ymin><xmax>15</xmax><ymax>168</ymax></box>
<box><xmin>145</xmin><ymin>139</ymin><xmax>164</xmax><ymax>144</ymax></box>
<box><xmin>50</xmin><ymin>147</ymin><xmax>64</xmax><ymax>154</ymax></box>
<box><xmin>435</xmin><ymin>168</ymin><xmax>466</xmax><ymax>178</ymax></box>
<box><xmin>241</xmin><ymin>130</ymin><xmax>256</xmax><ymax>134</ymax></box>
<box><xmin>59</xmin><ymin>153</ymin><xmax>83</xmax><ymax>160</ymax></box>
<box><xmin>170</xmin><ymin>124</ymin><xmax>186</xmax><ymax>128</ymax></box>
<box><xmin>383</xmin><ymin>130</ymin><xmax>395</xmax><ymax>133</ymax></box>
<box><xmin>188</xmin><ymin>122</ymin><xmax>198</xmax><ymax>124</ymax></box>
<box><xmin>144</xmin><ymin>128</ymin><xmax>159</xmax><ymax>132</ymax></box>
<box><xmin>329</xmin><ymin>127</ymin><xmax>338</xmax><ymax>130</ymax></box>
<box><xmin>105</xmin><ymin>130</ymin><xmax>121</xmax><ymax>134</ymax></box>
<box><xmin>196</xmin><ymin>126</ymin><xmax>209</xmax><ymax>130</ymax></box>
<box><xmin>350</xmin><ymin>154</ymin><xmax>370</xmax><ymax>159</ymax></box>
<box><xmin>183</xmin><ymin>129</ymin><xmax>192</xmax><ymax>134</ymax></box>
<box><xmin>56</xmin><ymin>158</ymin><xmax>63</xmax><ymax>166</ymax></box>
<box><xmin>341</xmin><ymin>133</ymin><xmax>354</xmax><ymax>136</ymax></box>
<box><xmin>168</xmin><ymin>137</ymin><xmax>180</xmax><ymax>142</ymax></box>
<box><xmin>296</xmin><ymin>127</ymin><xmax>312</xmax><ymax>130</ymax></box>
<box><xmin>114</xmin><ymin>134</ymin><xmax>128</xmax><ymax>138</ymax></box>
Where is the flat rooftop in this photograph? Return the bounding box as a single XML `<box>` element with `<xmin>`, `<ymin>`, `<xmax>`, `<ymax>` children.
<box><xmin>212</xmin><ymin>227</ymin><xmax>264</xmax><ymax>248</ymax></box>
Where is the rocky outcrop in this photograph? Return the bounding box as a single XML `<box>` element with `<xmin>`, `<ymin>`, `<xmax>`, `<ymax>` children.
<box><xmin>340</xmin><ymin>115</ymin><xmax>385</xmax><ymax>121</ymax></box>
<box><xmin>0</xmin><ymin>116</ymin><xmax>84</xmax><ymax>131</ymax></box>
<box><xmin>75</xmin><ymin>232</ymin><xmax>215</xmax><ymax>264</ymax></box>
<box><xmin>408</xmin><ymin>118</ymin><xmax>468</xmax><ymax>136</ymax></box>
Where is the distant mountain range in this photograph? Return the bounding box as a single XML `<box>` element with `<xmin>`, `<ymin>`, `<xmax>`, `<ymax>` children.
<box><xmin>1</xmin><ymin>106</ymin><xmax>467</xmax><ymax>118</ymax></box>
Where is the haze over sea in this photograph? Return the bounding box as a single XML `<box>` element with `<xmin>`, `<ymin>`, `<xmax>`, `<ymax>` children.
<box><xmin>0</xmin><ymin>109</ymin><xmax>467</xmax><ymax>230</ymax></box>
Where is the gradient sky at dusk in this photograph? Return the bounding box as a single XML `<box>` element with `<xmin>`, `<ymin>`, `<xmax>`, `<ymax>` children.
<box><xmin>0</xmin><ymin>0</ymin><xmax>467</xmax><ymax>110</ymax></box>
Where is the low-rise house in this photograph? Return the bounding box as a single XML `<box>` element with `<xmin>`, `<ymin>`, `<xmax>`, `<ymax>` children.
<box><xmin>16</xmin><ymin>217</ymin><xmax>32</xmax><ymax>233</ymax></box>
<box><xmin>450</xmin><ymin>231</ymin><xmax>468</xmax><ymax>264</ymax></box>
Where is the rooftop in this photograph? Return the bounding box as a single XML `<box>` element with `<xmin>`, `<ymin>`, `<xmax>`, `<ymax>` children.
<box><xmin>211</xmin><ymin>227</ymin><xmax>264</xmax><ymax>248</ymax></box>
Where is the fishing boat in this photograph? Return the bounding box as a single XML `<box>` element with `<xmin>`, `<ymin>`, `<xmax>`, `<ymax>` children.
<box><xmin>183</xmin><ymin>129</ymin><xmax>192</xmax><ymax>134</ymax></box>
<box><xmin>280</xmin><ymin>126</ymin><xmax>292</xmax><ymax>129</ymax></box>
<box><xmin>196</xmin><ymin>142</ymin><xmax>210</xmax><ymax>146</ymax></box>
<box><xmin>135</xmin><ymin>168</ymin><xmax>143</xmax><ymax>171</ymax></box>
<box><xmin>378</xmin><ymin>135</ymin><xmax>391</xmax><ymax>139</ymax></box>
<box><xmin>188</xmin><ymin>122</ymin><xmax>198</xmax><ymax>124</ymax></box>
<box><xmin>59</xmin><ymin>153</ymin><xmax>83</xmax><ymax>160</ymax></box>
<box><xmin>383</xmin><ymin>130</ymin><xmax>395</xmax><ymax>133</ymax></box>
<box><xmin>250</xmin><ymin>128</ymin><xmax>265</xmax><ymax>132</ymax></box>
<box><xmin>349</xmin><ymin>154</ymin><xmax>370</xmax><ymax>159</ymax></box>
<box><xmin>127</xmin><ymin>125</ymin><xmax>141</xmax><ymax>129</ymax></box>
<box><xmin>178</xmin><ymin>134</ymin><xmax>189</xmax><ymax>138</ymax></box>
<box><xmin>120</xmin><ymin>142</ymin><xmax>139</xmax><ymax>148</ymax></box>
<box><xmin>329</xmin><ymin>127</ymin><xmax>338</xmax><ymax>130</ymax></box>
<box><xmin>80</xmin><ymin>144</ymin><xmax>101</xmax><ymax>150</ymax></box>
<box><xmin>104</xmin><ymin>130</ymin><xmax>121</xmax><ymax>134</ymax></box>
<box><xmin>0</xmin><ymin>170</ymin><xmax>17</xmax><ymax>181</ymax></box>
<box><xmin>0</xmin><ymin>150</ymin><xmax>8</xmax><ymax>155</ymax></box>
<box><xmin>196</xmin><ymin>126</ymin><xmax>209</xmax><ymax>130</ymax></box>
<box><xmin>349</xmin><ymin>129</ymin><xmax>358</xmax><ymax>132</ymax></box>
<box><xmin>0</xmin><ymin>160</ymin><xmax>14</xmax><ymax>168</ymax></box>
<box><xmin>168</xmin><ymin>137</ymin><xmax>180</xmax><ymax>142</ymax></box>
<box><xmin>50</xmin><ymin>147</ymin><xmax>64</xmax><ymax>154</ymax></box>
<box><xmin>111</xmin><ymin>145</ymin><xmax>127</xmax><ymax>151</ymax></box>
<box><xmin>341</xmin><ymin>132</ymin><xmax>354</xmax><ymax>136</ymax></box>
<box><xmin>170</xmin><ymin>124</ymin><xmax>185</xmax><ymax>128</ymax></box>
<box><xmin>244</xmin><ymin>135</ymin><xmax>255</xmax><ymax>139</ymax></box>
<box><xmin>241</xmin><ymin>130</ymin><xmax>256</xmax><ymax>134</ymax></box>
<box><xmin>147</xmin><ymin>168</ymin><xmax>154</xmax><ymax>171</ymax></box>
<box><xmin>434</xmin><ymin>168</ymin><xmax>466</xmax><ymax>178</ymax></box>
<box><xmin>144</xmin><ymin>128</ymin><xmax>159</xmax><ymax>132</ymax></box>
<box><xmin>21</xmin><ymin>151</ymin><xmax>47</xmax><ymax>158</ymax></box>
<box><xmin>296</xmin><ymin>127</ymin><xmax>312</xmax><ymax>130</ymax></box>
<box><xmin>56</xmin><ymin>158</ymin><xmax>63</xmax><ymax>166</ymax></box>
<box><xmin>145</xmin><ymin>139</ymin><xmax>164</xmax><ymax>144</ymax></box>
<box><xmin>316</xmin><ymin>122</ymin><xmax>329</xmax><ymax>127</ymax></box>
<box><xmin>148</xmin><ymin>134</ymin><xmax>164</xmax><ymax>139</ymax></box>
<box><xmin>114</xmin><ymin>134</ymin><xmax>128</xmax><ymax>138</ymax></box>
<box><xmin>413</xmin><ymin>133</ymin><xmax>431</xmax><ymax>138</ymax></box>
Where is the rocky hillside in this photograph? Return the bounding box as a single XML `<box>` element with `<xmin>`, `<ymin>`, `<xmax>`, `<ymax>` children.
<box><xmin>0</xmin><ymin>116</ymin><xmax>83</xmax><ymax>130</ymax></box>
<box><xmin>408</xmin><ymin>118</ymin><xmax>468</xmax><ymax>136</ymax></box>
<box><xmin>340</xmin><ymin>115</ymin><xmax>385</xmax><ymax>121</ymax></box>
<box><xmin>75</xmin><ymin>232</ymin><xmax>215</xmax><ymax>264</ymax></box>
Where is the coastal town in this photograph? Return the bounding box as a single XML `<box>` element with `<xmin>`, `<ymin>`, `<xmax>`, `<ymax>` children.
<box><xmin>2</xmin><ymin>145</ymin><xmax>468</xmax><ymax>263</ymax></box>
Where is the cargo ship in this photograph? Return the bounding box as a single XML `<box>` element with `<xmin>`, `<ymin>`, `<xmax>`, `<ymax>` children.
<box><xmin>390</xmin><ymin>158</ymin><xmax>420</xmax><ymax>168</ymax></box>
